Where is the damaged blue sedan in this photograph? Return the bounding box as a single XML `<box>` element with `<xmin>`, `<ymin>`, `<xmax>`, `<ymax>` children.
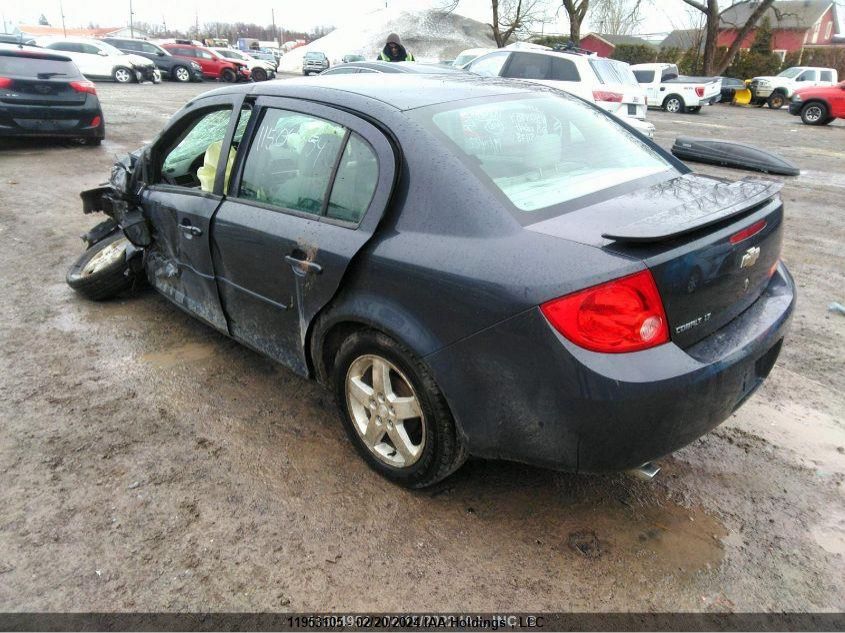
<box><xmin>68</xmin><ymin>75</ymin><xmax>795</xmax><ymax>487</ymax></box>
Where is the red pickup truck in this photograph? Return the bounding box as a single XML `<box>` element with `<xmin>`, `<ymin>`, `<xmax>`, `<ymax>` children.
<box><xmin>161</xmin><ymin>43</ymin><xmax>251</xmax><ymax>82</ymax></box>
<box><xmin>788</xmin><ymin>81</ymin><xmax>845</xmax><ymax>125</ymax></box>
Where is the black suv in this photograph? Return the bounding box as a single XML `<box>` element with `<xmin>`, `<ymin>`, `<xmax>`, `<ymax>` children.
<box><xmin>102</xmin><ymin>38</ymin><xmax>203</xmax><ymax>82</ymax></box>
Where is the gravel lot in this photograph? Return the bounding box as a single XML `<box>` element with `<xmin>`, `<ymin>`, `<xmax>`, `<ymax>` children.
<box><xmin>0</xmin><ymin>80</ymin><xmax>843</xmax><ymax>613</ymax></box>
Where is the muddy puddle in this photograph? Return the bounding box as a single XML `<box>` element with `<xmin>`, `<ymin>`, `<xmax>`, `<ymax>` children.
<box><xmin>139</xmin><ymin>342</ymin><xmax>219</xmax><ymax>368</ymax></box>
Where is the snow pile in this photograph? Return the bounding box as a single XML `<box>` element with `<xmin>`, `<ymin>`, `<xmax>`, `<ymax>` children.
<box><xmin>277</xmin><ymin>8</ymin><xmax>496</xmax><ymax>72</ymax></box>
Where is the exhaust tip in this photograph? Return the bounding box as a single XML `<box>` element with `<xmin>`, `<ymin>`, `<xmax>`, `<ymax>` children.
<box><xmin>629</xmin><ymin>461</ymin><xmax>661</xmax><ymax>481</ymax></box>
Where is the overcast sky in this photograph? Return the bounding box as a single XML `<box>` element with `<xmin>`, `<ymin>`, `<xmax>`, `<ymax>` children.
<box><xmin>1</xmin><ymin>0</ymin><xmax>842</xmax><ymax>38</ymax></box>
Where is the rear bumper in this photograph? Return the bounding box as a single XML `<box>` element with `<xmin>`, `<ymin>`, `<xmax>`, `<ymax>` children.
<box><xmin>0</xmin><ymin>99</ymin><xmax>105</xmax><ymax>139</ymax></box>
<box><xmin>788</xmin><ymin>102</ymin><xmax>803</xmax><ymax>115</ymax></box>
<box><xmin>425</xmin><ymin>263</ymin><xmax>795</xmax><ymax>473</ymax></box>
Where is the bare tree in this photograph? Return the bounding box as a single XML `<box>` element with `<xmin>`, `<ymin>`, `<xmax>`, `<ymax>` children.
<box><xmin>679</xmin><ymin>0</ymin><xmax>775</xmax><ymax>75</ymax></box>
<box><xmin>438</xmin><ymin>0</ymin><xmax>549</xmax><ymax>46</ymax></box>
<box><xmin>488</xmin><ymin>0</ymin><xmax>549</xmax><ymax>46</ymax></box>
<box><xmin>590</xmin><ymin>0</ymin><xmax>645</xmax><ymax>36</ymax></box>
<box><xmin>561</xmin><ymin>0</ymin><xmax>589</xmax><ymax>43</ymax></box>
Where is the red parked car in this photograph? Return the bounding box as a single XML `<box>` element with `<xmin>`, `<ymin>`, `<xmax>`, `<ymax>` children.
<box><xmin>788</xmin><ymin>81</ymin><xmax>845</xmax><ymax>125</ymax></box>
<box><xmin>161</xmin><ymin>43</ymin><xmax>250</xmax><ymax>82</ymax></box>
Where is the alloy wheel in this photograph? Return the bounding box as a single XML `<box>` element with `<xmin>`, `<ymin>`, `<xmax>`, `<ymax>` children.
<box><xmin>114</xmin><ymin>68</ymin><xmax>132</xmax><ymax>83</ymax></box>
<box><xmin>82</xmin><ymin>238</ymin><xmax>128</xmax><ymax>277</ymax></box>
<box><xmin>666</xmin><ymin>98</ymin><xmax>681</xmax><ymax>113</ymax></box>
<box><xmin>345</xmin><ymin>354</ymin><xmax>425</xmax><ymax>468</ymax></box>
<box><xmin>174</xmin><ymin>67</ymin><xmax>190</xmax><ymax>82</ymax></box>
<box><xmin>804</xmin><ymin>105</ymin><xmax>823</xmax><ymax>123</ymax></box>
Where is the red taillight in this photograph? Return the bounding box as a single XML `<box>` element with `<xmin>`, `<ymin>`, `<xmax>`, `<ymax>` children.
<box><xmin>0</xmin><ymin>77</ymin><xmax>12</xmax><ymax>89</ymax></box>
<box><xmin>541</xmin><ymin>270</ymin><xmax>670</xmax><ymax>354</ymax></box>
<box><xmin>70</xmin><ymin>80</ymin><xmax>97</xmax><ymax>95</ymax></box>
<box><xmin>730</xmin><ymin>219</ymin><xmax>767</xmax><ymax>244</ymax></box>
<box><xmin>695</xmin><ymin>86</ymin><xmax>705</xmax><ymax>97</ymax></box>
<box><xmin>90</xmin><ymin>115</ymin><xmax>101</xmax><ymax>127</ymax></box>
<box><xmin>592</xmin><ymin>90</ymin><xmax>623</xmax><ymax>103</ymax></box>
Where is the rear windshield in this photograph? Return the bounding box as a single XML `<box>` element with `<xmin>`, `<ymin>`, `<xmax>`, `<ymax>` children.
<box><xmin>590</xmin><ymin>58</ymin><xmax>638</xmax><ymax>86</ymax></box>
<box><xmin>0</xmin><ymin>54</ymin><xmax>79</xmax><ymax>77</ymax></box>
<box><xmin>633</xmin><ymin>69</ymin><xmax>655</xmax><ymax>83</ymax></box>
<box><xmin>422</xmin><ymin>95</ymin><xmax>672</xmax><ymax>213</ymax></box>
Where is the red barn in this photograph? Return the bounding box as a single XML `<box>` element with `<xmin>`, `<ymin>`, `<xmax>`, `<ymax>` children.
<box><xmin>718</xmin><ymin>0</ymin><xmax>841</xmax><ymax>60</ymax></box>
<box><xmin>579</xmin><ymin>33</ymin><xmax>655</xmax><ymax>58</ymax></box>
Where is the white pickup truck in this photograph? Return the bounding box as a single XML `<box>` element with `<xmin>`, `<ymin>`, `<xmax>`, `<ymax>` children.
<box><xmin>631</xmin><ymin>63</ymin><xmax>722</xmax><ymax>114</ymax></box>
<box><xmin>749</xmin><ymin>66</ymin><xmax>839</xmax><ymax>109</ymax></box>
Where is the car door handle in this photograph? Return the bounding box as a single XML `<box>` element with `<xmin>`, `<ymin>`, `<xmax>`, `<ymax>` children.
<box><xmin>179</xmin><ymin>222</ymin><xmax>202</xmax><ymax>237</ymax></box>
<box><xmin>285</xmin><ymin>254</ymin><xmax>322</xmax><ymax>275</ymax></box>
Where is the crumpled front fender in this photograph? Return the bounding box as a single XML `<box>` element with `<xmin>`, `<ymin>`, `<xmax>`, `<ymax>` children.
<box><xmin>79</xmin><ymin>149</ymin><xmax>152</xmax><ymax>247</ymax></box>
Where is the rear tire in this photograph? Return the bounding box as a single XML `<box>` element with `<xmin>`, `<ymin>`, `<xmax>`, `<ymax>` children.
<box><xmin>332</xmin><ymin>330</ymin><xmax>467</xmax><ymax>488</ymax></box>
<box><xmin>173</xmin><ymin>65</ymin><xmax>191</xmax><ymax>82</ymax></box>
<box><xmin>252</xmin><ymin>67</ymin><xmax>267</xmax><ymax>82</ymax></box>
<box><xmin>800</xmin><ymin>102</ymin><xmax>829</xmax><ymax>125</ymax></box>
<box><xmin>663</xmin><ymin>95</ymin><xmax>684</xmax><ymax>113</ymax></box>
<box><xmin>220</xmin><ymin>68</ymin><xmax>236</xmax><ymax>83</ymax></box>
<box><xmin>113</xmin><ymin>66</ymin><xmax>133</xmax><ymax>83</ymax></box>
<box><xmin>66</xmin><ymin>232</ymin><xmax>137</xmax><ymax>301</ymax></box>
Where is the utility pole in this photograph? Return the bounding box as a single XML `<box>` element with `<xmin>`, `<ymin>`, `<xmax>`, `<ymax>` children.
<box><xmin>195</xmin><ymin>8</ymin><xmax>199</xmax><ymax>40</ymax></box>
<box><xmin>59</xmin><ymin>0</ymin><xmax>67</xmax><ymax>37</ymax></box>
<box><xmin>271</xmin><ymin>8</ymin><xmax>279</xmax><ymax>48</ymax></box>
<box><xmin>129</xmin><ymin>0</ymin><xmax>134</xmax><ymax>38</ymax></box>
<box><xmin>162</xmin><ymin>14</ymin><xmax>167</xmax><ymax>35</ymax></box>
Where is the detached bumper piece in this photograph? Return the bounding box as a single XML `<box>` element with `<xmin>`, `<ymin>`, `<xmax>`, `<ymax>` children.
<box><xmin>671</xmin><ymin>136</ymin><xmax>800</xmax><ymax>176</ymax></box>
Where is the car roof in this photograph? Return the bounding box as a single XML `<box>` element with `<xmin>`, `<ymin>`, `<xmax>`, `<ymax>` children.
<box><xmin>204</xmin><ymin>73</ymin><xmax>543</xmax><ymax>111</ymax></box>
<box><xmin>327</xmin><ymin>61</ymin><xmax>462</xmax><ymax>74</ymax></box>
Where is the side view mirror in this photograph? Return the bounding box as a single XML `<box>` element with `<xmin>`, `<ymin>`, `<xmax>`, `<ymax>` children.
<box><xmin>157</xmin><ymin>51</ymin><xmax>165</xmax><ymax>56</ymax></box>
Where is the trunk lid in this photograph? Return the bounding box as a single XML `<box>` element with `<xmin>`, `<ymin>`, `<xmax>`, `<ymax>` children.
<box><xmin>525</xmin><ymin>173</ymin><xmax>784</xmax><ymax>348</ymax></box>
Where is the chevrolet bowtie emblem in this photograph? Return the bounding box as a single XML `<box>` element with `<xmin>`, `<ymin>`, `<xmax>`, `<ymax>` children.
<box><xmin>741</xmin><ymin>246</ymin><xmax>761</xmax><ymax>269</ymax></box>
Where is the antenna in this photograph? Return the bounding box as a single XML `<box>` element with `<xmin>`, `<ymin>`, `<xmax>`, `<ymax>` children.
<box><xmin>59</xmin><ymin>0</ymin><xmax>67</xmax><ymax>37</ymax></box>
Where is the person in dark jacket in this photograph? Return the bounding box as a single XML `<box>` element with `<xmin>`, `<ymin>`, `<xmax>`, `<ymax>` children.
<box><xmin>378</xmin><ymin>33</ymin><xmax>415</xmax><ymax>62</ymax></box>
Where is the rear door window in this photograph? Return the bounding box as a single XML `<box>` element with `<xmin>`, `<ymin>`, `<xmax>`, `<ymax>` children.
<box><xmin>237</xmin><ymin>109</ymin><xmax>346</xmax><ymax>216</ymax></box>
<box><xmin>503</xmin><ymin>53</ymin><xmax>551</xmax><ymax>80</ymax></box>
<box><xmin>327</xmin><ymin>134</ymin><xmax>378</xmax><ymax>224</ymax></box>
<box><xmin>550</xmin><ymin>57</ymin><xmax>580</xmax><ymax>81</ymax></box>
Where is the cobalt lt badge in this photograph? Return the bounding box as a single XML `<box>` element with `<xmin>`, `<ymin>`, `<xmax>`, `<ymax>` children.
<box><xmin>741</xmin><ymin>246</ymin><xmax>761</xmax><ymax>269</ymax></box>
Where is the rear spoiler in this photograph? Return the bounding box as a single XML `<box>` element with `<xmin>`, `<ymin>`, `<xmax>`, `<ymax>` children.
<box><xmin>602</xmin><ymin>178</ymin><xmax>782</xmax><ymax>243</ymax></box>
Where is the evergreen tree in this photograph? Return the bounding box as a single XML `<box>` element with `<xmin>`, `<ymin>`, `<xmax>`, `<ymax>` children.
<box><xmin>751</xmin><ymin>16</ymin><xmax>773</xmax><ymax>54</ymax></box>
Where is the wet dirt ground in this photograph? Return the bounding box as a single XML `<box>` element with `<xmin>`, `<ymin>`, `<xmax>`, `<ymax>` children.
<box><xmin>0</xmin><ymin>81</ymin><xmax>843</xmax><ymax>613</ymax></box>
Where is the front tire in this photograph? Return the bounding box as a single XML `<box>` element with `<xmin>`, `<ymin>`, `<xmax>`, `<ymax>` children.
<box><xmin>113</xmin><ymin>66</ymin><xmax>133</xmax><ymax>83</ymax></box>
<box><xmin>767</xmin><ymin>92</ymin><xmax>786</xmax><ymax>109</ymax></box>
<box><xmin>251</xmin><ymin>67</ymin><xmax>267</xmax><ymax>82</ymax></box>
<box><xmin>66</xmin><ymin>232</ymin><xmax>138</xmax><ymax>301</ymax></box>
<box><xmin>663</xmin><ymin>95</ymin><xmax>684</xmax><ymax>113</ymax></box>
<box><xmin>220</xmin><ymin>68</ymin><xmax>236</xmax><ymax>83</ymax></box>
<box><xmin>173</xmin><ymin>65</ymin><xmax>191</xmax><ymax>82</ymax></box>
<box><xmin>800</xmin><ymin>102</ymin><xmax>829</xmax><ymax>125</ymax></box>
<box><xmin>332</xmin><ymin>330</ymin><xmax>467</xmax><ymax>488</ymax></box>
